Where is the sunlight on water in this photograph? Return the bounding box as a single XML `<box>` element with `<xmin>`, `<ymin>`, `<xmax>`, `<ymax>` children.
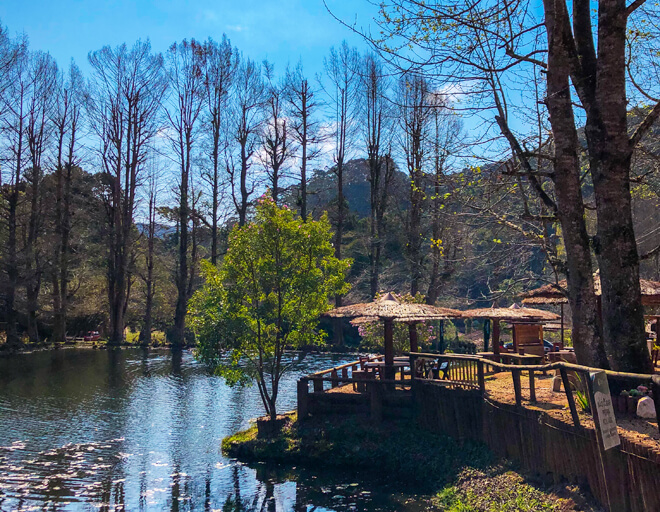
<box><xmin>0</xmin><ymin>348</ymin><xmax>436</xmax><ymax>511</ymax></box>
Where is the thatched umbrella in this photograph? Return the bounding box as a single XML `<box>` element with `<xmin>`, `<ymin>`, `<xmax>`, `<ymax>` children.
<box><xmin>325</xmin><ymin>292</ymin><xmax>463</xmax><ymax>378</ymax></box>
<box><xmin>520</xmin><ymin>275</ymin><xmax>660</xmax><ymax>306</ymax></box>
<box><xmin>462</xmin><ymin>305</ymin><xmax>560</xmax><ymax>355</ymax></box>
<box><xmin>350</xmin><ymin>315</ymin><xmax>444</xmax><ymax>353</ymax></box>
<box><xmin>520</xmin><ymin>274</ymin><xmax>660</xmax><ymax>344</ymax></box>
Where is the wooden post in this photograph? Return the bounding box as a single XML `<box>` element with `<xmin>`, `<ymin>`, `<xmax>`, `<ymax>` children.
<box><xmin>297</xmin><ymin>379</ymin><xmax>309</xmax><ymax>418</ymax></box>
<box><xmin>370</xmin><ymin>381</ymin><xmax>383</xmax><ymax>423</ymax></box>
<box><xmin>313</xmin><ymin>378</ymin><xmax>323</xmax><ymax>393</ymax></box>
<box><xmin>408</xmin><ymin>323</ymin><xmax>419</xmax><ymax>353</ymax></box>
<box><xmin>331</xmin><ymin>369</ymin><xmax>339</xmax><ymax>388</ymax></box>
<box><xmin>477</xmin><ymin>359</ymin><xmax>485</xmax><ymax>395</ymax></box>
<box><xmin>560</xmin><ymin>304</ymin><xmax>565</xmax><ymax>346</ymax></box>
<box><xmin>512</xmin><ymin>323</ymin><xmax>519</xmax><ymax>353</ymax></box>
<box><xmin>341</xmin><ymin>367</ymin><xmax>348</xmax><ymax>381</ymax></box>
<box><xmin>585</xmin><ymin>372</ymin><xmax>614</xmax><ymax>511</ymax></box>
<box><xmin>529</xmin><ymin>370</ymin><xmax>536</xmax><ymax>402</ymax></box>
<box><xmin>483</xmin><ymin>319</ymin><xmax>490</xmax><ymax>352</ymax></box>
<box><xmin>410</xmin><ymin>353</ymin><xmax>418</xmax><ymax>397</ymax></box>
<box><xmin>384</xmin><ymin>318</ymin><xmax>395</xmax><ymax>380</ymax></box>
<box><xmin>512</xmin><ymin>368</ymin><xmax>522</xmax><ymax>407</ymax></box>
<box><xmin>560</xmin><ymin>367</ymin><xmax>581</xmax><ymax>427</ymax></box>
<box><xmin>492</xmin><ymin>319</ymin><xmax>500</xmax><ymax>355</ymax></box>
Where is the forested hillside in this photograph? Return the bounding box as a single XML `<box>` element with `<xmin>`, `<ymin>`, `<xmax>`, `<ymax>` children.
<box><xmin>1</xmin><ymin>13</ymin><xmax>659</xmax><ymax>356</ymax></box>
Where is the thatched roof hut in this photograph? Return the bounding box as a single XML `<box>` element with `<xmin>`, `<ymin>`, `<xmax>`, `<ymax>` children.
<box><xmin>325</xmin><ymin>292</ymin><xmax>463</xmax><ymax>321</ymax></box>
<box><xmin>461</xmin><ymin>305</ymin><xmax>560</xmax><ymax>355</ymax></box>
<box><xmin>520</xmin><ymin>275</ymin><xmax>660</xmax><ymax>306</ymax></box>
<box><xmin>461</xmin><ymin>305</ymin><xmax>560</xmax><ymax>322</ymax></box>
<box><xmin>325</xmin><ymin>292</ymin><xmax>462</xmax><ymax>374</ymax></box>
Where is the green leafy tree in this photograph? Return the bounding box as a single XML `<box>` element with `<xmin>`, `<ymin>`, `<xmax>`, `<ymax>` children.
<box><xmin>189</xmin><ymin>195</ymin><xmax>350</xmax><ymax>420</ymax></box>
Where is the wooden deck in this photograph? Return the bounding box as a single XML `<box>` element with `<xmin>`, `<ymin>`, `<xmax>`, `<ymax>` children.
<box><xmin>297</xmin><ymin>353</ymin><xmax>660</xmax><ymax>512</ymax></box>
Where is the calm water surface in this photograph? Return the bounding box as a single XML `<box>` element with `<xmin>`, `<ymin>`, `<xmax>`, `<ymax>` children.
<box><xmin>0</xmin><ymin>348</ymin><xmax>437</xmax><ymax>511</ymax></box>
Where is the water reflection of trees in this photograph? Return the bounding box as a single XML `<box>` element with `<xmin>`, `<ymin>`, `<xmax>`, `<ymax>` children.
<box><xmin>222</xmin><ymin>467</ymin><xmax>277</xmax><ymax>512</ymax></box>
<box><xmin>0</xmin><ymin>350</ymin><xmax>389</xmax><ymax>511</ymax></box>
<box><xmin>219</xmin><ymin>464</ymin><xmax>356</xmax><ymax>512</ymax></box>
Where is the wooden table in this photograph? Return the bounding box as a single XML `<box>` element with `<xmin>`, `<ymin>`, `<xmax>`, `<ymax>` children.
<box><xmin>364</xmin><ymin>360</ymin><xmax>409</xmax><ymax>380</ymax></box>
<box><xmin>477</xmin><ymin>352</ymin><xmax>543</xmax><ymax>366</ymax></box>
<box><xmin>500</xmin><ymin>353</ymin><xmax>544</xmax><ymax>365</ymax></box>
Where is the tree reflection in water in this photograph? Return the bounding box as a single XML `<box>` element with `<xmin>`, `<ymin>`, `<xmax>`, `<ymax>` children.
<box><xmin>0</xmin><ymin>349</ymin><xmax>434</xmax><ymax>511</ymax></box>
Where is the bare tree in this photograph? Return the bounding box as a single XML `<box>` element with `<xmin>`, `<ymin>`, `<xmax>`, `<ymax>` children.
<box><xmin>51</xmin><ymin>63</ymin><xmax>83</xmax><ymax>344</ymax></box>
<box><xmin>322</xmin><ymin>42</ymin><xmax>360</xmax><ymax>346</ymax></box>
<box><xmin>371</xmin><ymin>1</ymin><xmax>614</xmax><ymax>368</ymax></box>
<box><xmin>0</xmin><ymin>35</ymin><xmax>29</xmax><ymax>348</ymax></box>
<box><xmin>324</xmin><ymin>43</ymin><xmax>360</xmax><ymax>312</ymax></box>
<box><xmin>23</xmin><ymin>52</ymin><xmax>58</xmax><ymax>343</ymax></box>
<box><xmin>228</xmin><ymin>57</ymin><xmax>264</xmax><ymax>226</ymax></box>
<box><xmin>201</xmin><ymin>36</ymin><xmax>238</xmax><ymax>265</ymax></box>
<box><xmin>360</xmin><ymin>52</ymin><xmax>395</xmax><ymax>298</ymax></box>
<box><xmin>261</xmin><ymin>61</ymin><xmax>293</xmax><ymax>204</ymax></box>
<box><xmin>284</xmin><ymin>61</ymin><xmax>322</xmax><ymax>221</ymax></box>
<box><xmin>87</xmin><ymin>40</ymin><xmax>167</xmax><ymax>346</ymax></box>
<box><xmin>426</xmin><ymin>97</ymin><xmax>462</xmax><ymax>305</ymax></box>
<box><xmin>165</xmin><ymin>39</ymin><xmax>206</xmax><ymax>347</ymax></box>
<box><xmin>398</xmin><ymin>72</ymin><xmax>434</xmax><ymax>296</ymax></box>
<box><xmin>139</xmin><ymin>156</ymin><xmax>159</xmax><ymax>346</ymax></box>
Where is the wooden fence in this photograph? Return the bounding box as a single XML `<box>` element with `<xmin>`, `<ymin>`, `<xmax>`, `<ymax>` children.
<box><xmin>415</xmin><ymin>382</ymin><xmax>660</xmax><ymax>512</ymax></box>
<box><xmin>409</xmin><ymin>352</ymin><xmax>660</xmax><ymax>512</ymax></box>
<box><xmin>297</xmin><ymin>355</ymin><xmax>413</xmax><ymax>420</ymax></box>
<box><xmin>297</xmin><ymin>352</ymin><xmax>660</xmax><ymax>511</ymax></box>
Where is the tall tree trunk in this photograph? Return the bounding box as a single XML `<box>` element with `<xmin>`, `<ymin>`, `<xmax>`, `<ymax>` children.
<box><xmin>211</xmin><ymin>130</ymin><xmax>220</xmax><ymax>266</ymax></box>
<box><xmin>588</xmin><ymin>0</ymin><xmax>650</xmax><ymax>372</ymax></box>
<box><xmin>140</xmin><ymin>184</ymin><xmax>156</xmax><ymax>347</ymax></box>
<box><xmin>25</xmin><ymin>165</ymin><xmax>41</xmax><ymax>343</ymax></box>
<box><xmin>173</xmin><ymin>173</ymin><xmax>188</xmax><ymax>347</ymax></box>
<box><xmin>543</xmin><ymin>0</ymin><xmax>608</xmax><ymax>367</ymax></box>
<box><xmin>369</xmin><ymin>186</ymin><xmax>379</xmax><ymax>299</ymax></box>
<box><xmin>5</xmin><ymin>184</ymin><xmax>20</xmax><ymax>348</ymax></box>
<box><xmin>53</xmin><ymin>135</ymin><xmax>66</xmax><ymax>344</ymax></box>
<box><xmin>408</xmin><ymin>171</ymin><xmax>423</xmax><ymax>296</ymax></box>
<box><xmin>427</xmin><ymin>163</ymin><xmax>443</xmax><ymax>305</ymax></box>
<box><xmin>300</xmin><ymin>108</ymin><xmax>308</xmax><ymax>221</ymax></box>
<box><xmin>333</xmin><ymin>158</ymin><xmax>344</xmax><ymax>345</ymax></box>
<box><xmin>239</xmin><ymin>141</ymin><xmax>249</xmax><ymax>226</ymax></box>
<box><xmin>5</xmin><ymin>106</ymin><xmax>24</xmax><ymax>349</ymax></box>
<box><xmin>108</xmin><ymin>170</ymin><xmax>128</xmax><ymax>346</ymax></box>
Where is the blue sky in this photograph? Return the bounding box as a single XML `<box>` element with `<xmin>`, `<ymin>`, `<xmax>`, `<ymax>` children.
<box><xmin>0</xmin><ymin>0</ymin><xmax>378</xmax><ymax>79</ymax></box>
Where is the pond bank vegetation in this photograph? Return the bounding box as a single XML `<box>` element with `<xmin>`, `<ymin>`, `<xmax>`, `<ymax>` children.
<box><xmin>223</xmin><ymin>413</ymin><xmax>602</xmax><ymax>511</ymax></box>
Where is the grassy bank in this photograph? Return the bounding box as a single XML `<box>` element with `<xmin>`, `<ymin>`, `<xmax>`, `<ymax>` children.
<box><xmin>223</xmin><ymin>414</ymin><xmax>600</xmax><ymax>511</ymax></box>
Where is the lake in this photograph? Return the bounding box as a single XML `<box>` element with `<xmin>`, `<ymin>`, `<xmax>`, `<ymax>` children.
<box><xmin>0</xmin><ymin>348</ymin><xmax>439</xmax><ymax>511</ymax></box>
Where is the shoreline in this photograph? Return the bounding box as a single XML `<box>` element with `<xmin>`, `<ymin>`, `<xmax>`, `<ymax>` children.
<box><xmin>0</xmin><ymin>341</ymin><xmax>188</xmax><ymax>357</ymax></box>
<box><xmin>0</xmin><ymin>342</ymin><xmax>372</xmax><ymax>358</ymax></box>
<box><xmin>222</xmin><ymin>413</ymin><xmax>602</xmax><ymax>511</ymax></box>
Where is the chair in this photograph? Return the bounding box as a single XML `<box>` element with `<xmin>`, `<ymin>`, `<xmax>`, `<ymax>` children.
<box><xmin>352</xmin><ymin>369</ymin><xmax>374</xmax><ymax>392</ymax></box>
<box><xmin>437</xmin><ymin>361</ymin><xmax>450</xmax><ymax>379</ymax></box>
<box><xmin>430</xmin><ymin>361</ymin><xmax>449</xmax><ymax>380</ymax></box>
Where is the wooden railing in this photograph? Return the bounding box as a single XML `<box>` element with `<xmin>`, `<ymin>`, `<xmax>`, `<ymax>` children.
<box><xmin>410</xmin><ymin>351</ymin><xmax>660</xmax><ymax>434</ymax></box>
<box><xmin>300</xmin><ymin>355</ymin><xmax>382</xmax><ymax>393</ymax></box>
<box><xmin>298</xmin><ymin>351</ymin><xmax>660</xmax><ymax>436</ymax></box>
<box><xmin>297</xmin><ymin>356</ymin><xmax>412</xmax><ymax>420</ymax></box>
<box><xmin>410</xmin><ymin>353</ymin><xmax>482</xmax><ymax>390</ymax></box>
<box><xmin>297</xmin><ymin>352</ymin><xmax>660</xmax><ymax>512</ymax></box>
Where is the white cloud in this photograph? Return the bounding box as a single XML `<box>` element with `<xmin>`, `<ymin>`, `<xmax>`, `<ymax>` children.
<box><xmin>197</xmin><ymin>9</ymin><xmax>220</xmax><ymax>24</ymax></box>
<box><xmin>226</xmin><ymin>24</ymin><xmax>248</xmax><ymax>33</ymax></box>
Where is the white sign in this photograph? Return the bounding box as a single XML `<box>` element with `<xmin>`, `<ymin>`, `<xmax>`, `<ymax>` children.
<box><xmin>590</xmin><ymin>371</ymin><xmax>620</xmax><ymax>451</ymax></box>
